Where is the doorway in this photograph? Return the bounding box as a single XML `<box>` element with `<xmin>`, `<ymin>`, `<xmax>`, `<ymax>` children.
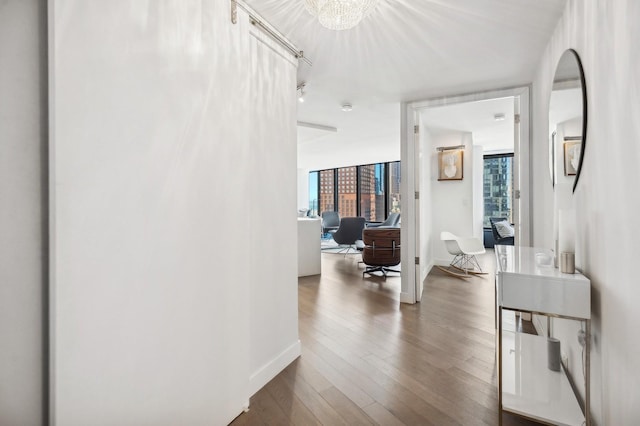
<box><xmin>401</xmin><ymin>87</ymin><xmax>530</xmax><ymax>303</ymax></box>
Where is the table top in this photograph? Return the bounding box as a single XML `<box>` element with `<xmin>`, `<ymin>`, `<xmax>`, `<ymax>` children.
<box><xmin>495</xmin><ymin>245</ymin><xmax>588</xmax><ymax>283</ymax></box>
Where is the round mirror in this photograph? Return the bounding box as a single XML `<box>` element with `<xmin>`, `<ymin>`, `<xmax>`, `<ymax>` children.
<box><xmin>548</xmin><ymin>49</ymin><xmax>587</xmax><ymax>192</ymax></box>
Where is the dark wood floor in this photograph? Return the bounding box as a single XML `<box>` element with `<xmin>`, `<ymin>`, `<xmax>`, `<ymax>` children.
<box><xmin>231</xmin><ymin>250</ymin><xmax>540</xmax><ymax>425</ymax></box>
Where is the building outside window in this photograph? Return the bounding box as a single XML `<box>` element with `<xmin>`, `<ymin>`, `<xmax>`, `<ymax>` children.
<box><xmin>318</xmin><ymin>169</ymin><xmax>335</xmax><ymax>214</ymax></box>
<box><xmin>337</xmin><ymin>166</ymin><xmax>357</xmax><ymax>217</ymax></box>
<box><xmin>359</xmin><ymin>163</ymin><xmax>385</xmax><ymax>221</ymax></box>
<box><xmin>310</xmin><ymin>161</ymin><xmax>400</xmax><ymax>220</ymax></box>
<box><xmin>483</xmin><ymin>154</ymin><xmax>513</xmax><ymax>227</ymax></box>
<box><xmin>388</xmin><ymin>161</ymin><xmax>401</xmax><ymax>214</ymax></box>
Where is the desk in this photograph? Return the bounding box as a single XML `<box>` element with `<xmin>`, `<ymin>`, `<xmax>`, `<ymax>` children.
<box><xmin>495</xmin><ymin>245</ymin><xmax>590</xmax><ymax>426</ymax></box>
<box><xmin>297</xmin><ymin>218</ymin><xmax>321</xmax><ymax>277</ymax></box>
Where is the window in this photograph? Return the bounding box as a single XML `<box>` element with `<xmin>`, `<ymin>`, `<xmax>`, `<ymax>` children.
<box><xmin>308</xmin><ymin>171</ymin><xmax>319</xmax><ymax>216</ymax></box>
<box><xmin>318</xmin><ymin>169</ymin><xmax>335</xmax><ymax>214</ymax></box>
<box><xmin>337</xmin><ymin>166</ymin><xmax>357</xmax><ymax>217</ymax></box>
<box><xmin>310</xmin><ymin>161</ymin><xmax>400</xmax><ymax>220</ymax></box>
<box><xmin>483</xmin><ymin>154</ymin><xmax>513</xmax><ymax>227</ymax></box>
<box><xmin>359</xmin><ymin>163</ymin><xmax>385</xmax><ymax>221</ymax></box>
<box><xmin>388</xmin><ymin>161</ymin><xmax>401</xmax><ymax>214</ymax></box>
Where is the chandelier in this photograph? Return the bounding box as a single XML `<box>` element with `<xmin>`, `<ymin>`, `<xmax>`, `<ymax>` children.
<box><xmin>304</xmin><ymin>0</ymin><xmax>378</xmax><ymax>31</ymax></box>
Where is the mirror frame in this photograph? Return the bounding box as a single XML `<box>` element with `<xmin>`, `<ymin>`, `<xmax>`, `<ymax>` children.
<box><xmin>565</xmin><ymin>49</ymin><xmax>588</xmax><ymax>193</ymax></box>
<box><xmin>571</xmin><ymin>49</ymin><xmax>588</xmax><ymax>192</ymax></box>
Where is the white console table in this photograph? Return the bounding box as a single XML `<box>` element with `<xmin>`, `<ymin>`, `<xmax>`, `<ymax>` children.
<box><xmin>297</xmin><ymin>218</ymin><xmax>321</xmax><ymax>277</ymax></box>
<box><xmin>495</xmin><ymin>245</ymin><xmax>590</xmax><ymax>426</ymax></box>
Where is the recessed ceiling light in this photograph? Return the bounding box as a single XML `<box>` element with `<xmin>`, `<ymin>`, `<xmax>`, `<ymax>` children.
<box><xmin>341</xmin><ymin>103</ymin><xmax>353</xmax><ymax>112</ymax></box>
<box><xmin>494</xmin><ymin>113</ymin><xmax>506</xmax><ymax>121</ymax></box>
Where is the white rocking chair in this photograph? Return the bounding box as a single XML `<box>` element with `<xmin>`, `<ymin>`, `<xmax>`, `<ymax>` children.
<box><xmin>437</xmin><ymin>231</ymin><xmax>487</xmax><ymax>278</ymax></box>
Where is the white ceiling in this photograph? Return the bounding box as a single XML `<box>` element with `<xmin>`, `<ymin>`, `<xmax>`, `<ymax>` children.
<box><xmin>244</xmin><ymin>0</ymin><xmax>567</xmax><ymax>169</ymax></box>
<box><xmin>420</xmin><ymin>97</ymin><xmax>515</xmax><ymax>154</ymax></box>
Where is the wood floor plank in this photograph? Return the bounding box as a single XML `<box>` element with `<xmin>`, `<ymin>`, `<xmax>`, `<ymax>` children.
<box><xmin>279</xmin><ymin>363</ymin><xmax>349</xmax><ymax>426</ymax></box>
<box><xmin>298</xmin><ymin>343</ymin><xmax>375</xmax><ymax>409</ymax></box>
<box><xmin>264</xmin><ymin>374</ymin><xmax>321</xmax><ymax>426</ymax></box>
<box><xmin>232</xmin><ymin>250</ymin><xmax>544</xmax><ymax>426</ymax></box>
<box><xmin>285</xmin><ymin>357</ymin><xmax>333</xmax><ymax>395</ymax></box>
<box><xmin>361</xmin><ymin>402</ymin><xmax>406</xmax><ymax>426</ymax></box>
<box><xmin>299</xmin><ymin>332</ymin><xmax>435</xmax><ymax>425</ymax></box>
<box><xmin>346</xmin><ymin>350</ymin><xmax>460</xmax><ymax>425</ymax></box>
<box><xmin>446</xmin><ymin>366</ymin><xmax>499</xmax><ymax>405</ymax></box>
<box><xmin>361</xmin><ymin>353</ymin><xmax>495</xmax><ymax>426</ymax></box>
<box><xmin>237</xmin><ymin>388</ymin><xmax>285</xmax><ymax>426</ymax></box>
<box><xmin>319</xmin><ymin>386</ymin><xmax>376</xmax><ymax>426</ymax></box>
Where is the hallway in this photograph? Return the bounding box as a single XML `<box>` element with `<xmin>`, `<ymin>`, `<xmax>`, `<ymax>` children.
<box><xmin>232</xmin><ymin>251</ymin><xmax>538</xmax><ymax>425</ymax></box>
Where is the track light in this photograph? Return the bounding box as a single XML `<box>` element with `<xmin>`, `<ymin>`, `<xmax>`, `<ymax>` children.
<box><xmin>297</xmin><ymin>82</ymin><xmax>306</xmax><ymax>103</ymax></box>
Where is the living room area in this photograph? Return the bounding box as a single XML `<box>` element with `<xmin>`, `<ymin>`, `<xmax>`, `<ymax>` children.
<box><xmin>297</xmin><ymin>92</ymin><xmax>518</xmax><ymax>290</ymax></box>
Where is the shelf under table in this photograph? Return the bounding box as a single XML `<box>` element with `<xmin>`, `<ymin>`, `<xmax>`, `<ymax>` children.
<box><xmin>502</xmin><ymin>330</ymin><xmax>584</xmax><ymax>426</ymax></box>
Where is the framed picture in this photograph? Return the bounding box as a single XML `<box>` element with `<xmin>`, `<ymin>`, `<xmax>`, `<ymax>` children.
<box><xmin>563</xmin><ymin>139</ymin><xmax>581</xmax><ymax>176</ymax></box>
<box><xmin>438</xmin><ymin>149</ymin><xmax>464</xmax><ymax>181</ymax></box>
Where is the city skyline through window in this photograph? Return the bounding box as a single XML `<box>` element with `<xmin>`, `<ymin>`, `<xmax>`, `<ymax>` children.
<box><xmin>309</xmin><ymin>161</ymin><xmax>400</xmax><ymax>221</ymax></box>
<box><xmin>483</xmin><ymin>154</ymin><xmax>513</xmax><ymax>227</ymax></box>
<box><xmin>337</xmin><ymin>166</ymin><xmax>357</xmax><ymax>217</ymax></box>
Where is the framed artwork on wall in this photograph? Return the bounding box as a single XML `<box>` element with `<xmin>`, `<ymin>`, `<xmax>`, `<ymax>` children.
<box><xmin>438</xmin><ymin>149</ymin><xmax>464</xmax><ymax>181</ymax></box>
<box><xmin>564</xmin><ymin>139</ymin><xmax>581</xmax><ymax>176</ymax></box>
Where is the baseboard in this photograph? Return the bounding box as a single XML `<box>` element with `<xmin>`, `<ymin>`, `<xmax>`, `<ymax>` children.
<box><xmin>248</xmin><ymin>340</ymin><xmax>301</xmax><ymax>397</ymax></box>
<box><xmin>420</xmin><ymin>260</ymin><xmax>434</xmax><ymax>283</ymax></box>
<box><xmin>425</xmin><ymin>260</ymin><xmax>435</xmax><ymax>277</ymax></box>
<box><xmin>400</xmin><ymin>292</ymin><xmax>415</xmax><ymax>304</ymax></box>
<box><xmin>434</xmin><ymin>258</ymin><xmax>451</xmax><ymax>266</ymax></box>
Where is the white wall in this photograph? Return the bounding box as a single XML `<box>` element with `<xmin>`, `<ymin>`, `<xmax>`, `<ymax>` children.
<box><xmin>0</xmin><ymin>1</ymin><xmax>46</xmax><ymax>424</ymax></box>
<box><xmin>50</xmin><ymin>2</ymin><xmax>298</xmax><ymax>425</ymax></box>
<box><xmin>428</xmin><ymin>130</ymin><xmax>475</xmax><ymax>264</ymax></box>
<box><xmin>531</xmin><ymin>0</ymin><xmax>640</xmax><ymax>424</ymax></box>
<box><xmin>418</xmin><ymin>119</ymin><xmax>432</xmax><ymax>291</ymax></box>
<box><xmin>297</xmin><ymin>168</ymin><xmax>309</xmax><ymax>211</ymax></box>
<box><xmin>472</xmin><ymin>145</ymin><xmax>484</xmax><ymax>240</ymax></box>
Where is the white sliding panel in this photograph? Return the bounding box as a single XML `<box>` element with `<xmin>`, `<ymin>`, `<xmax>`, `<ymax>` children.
<box><xmin>50</xmin><ymin>1</ymin><xmax>252</xmax><ymax>424</ymax></box>
<box><xmin>247</xmin><ymin>21</ymin><xmax>300</xmax><ymax>395</ymax></box>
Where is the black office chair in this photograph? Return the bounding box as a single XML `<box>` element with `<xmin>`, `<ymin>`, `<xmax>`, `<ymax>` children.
<box><xmin>321</xmin><ymin>211</ymin><xmax>340</xmax><ymax>236</ymax></box>
<box><xmin>366</xmin><ymin>212</ymin><xmax>401</xmax><ymax>228</ymax></box>
<box><xmin>490</xmin><ymin>217</ymin><xmax>514</xmax><ymax>246</ymax></box>
<box><xmin>331</xmin><ymin>217</ymin><xmax>366</xmax><ymax>256</ymax></box>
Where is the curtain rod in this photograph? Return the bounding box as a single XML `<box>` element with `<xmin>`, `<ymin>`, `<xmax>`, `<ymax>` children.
<box><xmin>231</xmin><ymin>0</ymin><xmax>313</xmax><ymax>67</ymax></box>
<box><xmin>436</xmin><ymin>145</ymin><xmax>465</xmax><ymax>152</ymax></box>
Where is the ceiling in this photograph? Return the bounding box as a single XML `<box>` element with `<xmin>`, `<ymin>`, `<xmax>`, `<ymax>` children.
<box><xmin>244</xmin><ymin>0</ymin><xmax>567</xmax><ymax>169</ymax></box>
<box><xmin>420</xmin><ymin>97</ymin><xmax>515</xmax><ymax>153</ymax></box>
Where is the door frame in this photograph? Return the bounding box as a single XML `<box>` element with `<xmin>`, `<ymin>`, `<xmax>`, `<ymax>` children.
<box><xmin>400</xmin><ymin>86</ymin><xmax>531</xmax><ymax>304</ymax></box>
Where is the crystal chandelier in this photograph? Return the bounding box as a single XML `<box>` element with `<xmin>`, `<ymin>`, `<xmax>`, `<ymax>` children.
<box><xmin>304</xmin><ymin>0</ymin><xmax>378</xmax><ymax>31</ymax></box>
